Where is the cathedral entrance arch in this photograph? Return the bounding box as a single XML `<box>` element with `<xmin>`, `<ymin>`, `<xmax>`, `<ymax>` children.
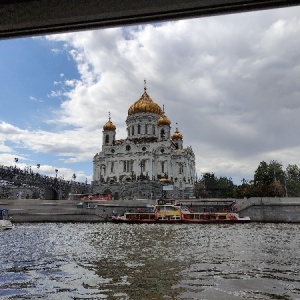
<box><xmin>122</xmin><ymin>176</ymin><xmax>132</xmax><ymax>182</ymax></box>
<box><xmin>43</xmin><ymin>187</ymin><xmax>57</xmax><ymax>200</ymax></box>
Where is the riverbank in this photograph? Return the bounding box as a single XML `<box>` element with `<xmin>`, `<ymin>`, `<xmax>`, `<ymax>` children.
<box><xmin>0</xmin><ymin>198</ymin><xmax>155</xmax><ymax>222</ymax></box>
<box><xmin>1</xmin><ymin>197</ymin><xmax>300</xmax><ymax>223</ymax></box>
<box><xmin>0</xmin><ymin>199</ymin><xmax>104</xmax><ymax>222</ymax></box>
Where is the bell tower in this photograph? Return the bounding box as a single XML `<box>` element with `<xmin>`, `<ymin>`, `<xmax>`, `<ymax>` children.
<box><xmin>102</xmin><ymin>112</ymin><xmax>116</xmax><ymax>146</ymax></box>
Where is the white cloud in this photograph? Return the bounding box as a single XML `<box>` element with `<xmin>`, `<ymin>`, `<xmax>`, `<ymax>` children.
<box><xmin>43</xmin><ymin>8</ymin><xmax>300</xmax><ymax>180</ymax></box>
<box><xmin>2</xmin><ymin>7</ymin><xmax>300</xmax><ymax>183</ymax></box>
<box><xmin>29</xmin><ymin>96</ymin><xmax>43</xmax><ymax>103</ymax></box>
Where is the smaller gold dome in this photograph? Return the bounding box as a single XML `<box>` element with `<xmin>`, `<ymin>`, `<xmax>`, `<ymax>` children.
<box><xmin>160</xmin><ymin>178</ymin><xmax>170</xmax><ymax>183</ymax></box>
<box><xmin>157</xmin><ymin>113</ymin><xmax>171</xmax><ymax>126</ymax></box>
<box><xmin>171</xmin><ymin>128</ymin><xmax>183</xmax><ymax>140</ymax></box>
<box><xmin>103</xmin><ymin>114</ymin><xmax>116</xmax><ymax>131</ymax></box>
<box><xmin>103</xmin><ymin>120</ymin><xmax>116</xmax><ymax>131</ymax></box>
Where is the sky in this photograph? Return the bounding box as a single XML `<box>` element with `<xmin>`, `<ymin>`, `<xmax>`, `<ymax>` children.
<box><xmin>1</xmin><ymin>6</ymin><xmax>300</xmax><ymax>184</ymax></box>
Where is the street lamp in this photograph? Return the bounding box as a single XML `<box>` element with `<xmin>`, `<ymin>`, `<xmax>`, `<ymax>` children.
<box><xmin>284</xmin><ymin>172</ymin><xmax>288</xmax><ymax>197</ymax></box>
<box><xmin>14</xmin><ymin>157</ymin><xmax>18</xmax><ymax>169</ymax></box>
<box><xmin>130</xmin><ymin>171</ymin><xmax>135</xmax><ymax>182</ymax></box>
<box><xmin>55</xmin><ymin>169</ymin><xmax>58</xmax><ymax>177</ymax></box>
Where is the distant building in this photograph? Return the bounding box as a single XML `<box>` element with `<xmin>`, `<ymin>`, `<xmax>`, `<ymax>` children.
<box><xmin>92</xmin><ymin>85</ymin><xmax>196</xmax><ymax>200</ymax></box>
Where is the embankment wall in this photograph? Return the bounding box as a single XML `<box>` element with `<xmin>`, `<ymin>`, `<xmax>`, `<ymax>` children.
<box><xmin>1</xmin><ymin>197</ymin><xmax>300</xmax><ymax>223</ymax></box>
<box><xmin>237</xmin><ymin>197</ymin><xmax>300</xmax><ymax>222</ymax></box>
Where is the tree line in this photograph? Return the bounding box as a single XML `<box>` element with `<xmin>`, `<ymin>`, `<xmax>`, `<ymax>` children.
<box><xmin>194</xmin><ymin>160</ymin><xmax>300</xmax><ymax>198</ymax></box>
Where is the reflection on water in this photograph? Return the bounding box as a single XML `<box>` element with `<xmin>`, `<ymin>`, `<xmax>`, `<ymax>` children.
<box><xmin>0</xmin><ymin>223</ymin><xmax>299</xmax><ymax>299</ymax></box>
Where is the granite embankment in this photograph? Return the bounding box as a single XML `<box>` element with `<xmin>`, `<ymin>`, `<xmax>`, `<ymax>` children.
<box><xmin>1</xmin><ymin>197</ymin><xmax>300</xmax><ymax>223</ymax></box>
<box><xmin>0</xmin><ymin>199</ymin><xmax>105</xmax><ymax>222</ymax></box>
<box><xmin>0</xmin><ymin>199</ymin><xmax>155</xmax><ymax>222</ymax></box>
<box><xmin>236</xmin><ymin>197</ymin><xmax>300</xmax><ymax>223</ymax></box>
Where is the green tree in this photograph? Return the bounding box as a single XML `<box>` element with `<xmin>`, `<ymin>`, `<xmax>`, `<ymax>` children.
<box><xmin>253</xmin><ymin>161</ymin><xmax>271</xmax><ymax>196</ymax></box>
<box><xmin>235</xmin><ymin>178</ymin><xmax>253</xmax><ymax>198</ymax></box>
<box><xmin>196</xmin><ymin>173</ymin><xmax>235</xmax><ymax>198</ymax></box>
<box><xmin>253</xmin><ymin>160</ymin><xmax>285</xmax><ymax>197</ymax></box>
<box><xmin>194</xmin><ymin>160</ymin><xmax>300</xmax><ymax>199</ymax></box>
<box><xmin>194</xmin><ymin>181</ymin><xmax>205</xmax><ymax>198</ymax></box>
<box><xmin>217</xmin><ymin>176</ymin><xmax>235</xmax><ymax>198</ymax></box>
<box><xmin>285</xmin><ymin>164</ymin><xmax>300</xmax><ymax>196</ymax></box>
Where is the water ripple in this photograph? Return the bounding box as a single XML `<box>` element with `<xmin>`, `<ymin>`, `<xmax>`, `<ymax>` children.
<box><xmin>0</xmin><ymin>223</ymin><xmax>299</xmax><ymax>299</ymax></box>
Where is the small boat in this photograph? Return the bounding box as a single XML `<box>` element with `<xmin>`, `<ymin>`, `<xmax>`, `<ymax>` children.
<box><xmin>0</xmin><ymin>208</ymin><xmax>13</xmax><ymax>230</ymax></box>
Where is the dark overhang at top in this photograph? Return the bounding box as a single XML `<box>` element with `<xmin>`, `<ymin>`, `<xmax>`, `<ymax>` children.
<box><xmin>1</xmin><ymin>0</ymin><xmax>300</xmax><ymax>39</ymax></box>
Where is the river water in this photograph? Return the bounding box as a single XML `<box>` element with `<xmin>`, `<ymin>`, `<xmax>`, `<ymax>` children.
<box><xmin>0</xmin><ymin>222</ymin><xmax>299</xmax><ymax>300</ymax></box>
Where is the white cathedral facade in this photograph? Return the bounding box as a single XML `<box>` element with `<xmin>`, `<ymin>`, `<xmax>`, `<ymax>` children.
<box><xmin>92</xmin><ymin>86</ymin><xmax>196</xmax><ymax>200</ymax></box>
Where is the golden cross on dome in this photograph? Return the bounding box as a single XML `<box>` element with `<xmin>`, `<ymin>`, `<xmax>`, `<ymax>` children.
<box><xmin>144</xmin><ymin>78</ymin><xmax>147</xmax><ymax>91</ymax></box>
<box><xmin>108</xmin><ymin>111</ymin><xmax>111</xmax><ymax>121</ymax></box>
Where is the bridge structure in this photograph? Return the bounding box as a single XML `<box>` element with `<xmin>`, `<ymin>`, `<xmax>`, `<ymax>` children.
<box><xmin>0</xmin><ymin>165</ymin><xmax>91</xmax><ymax>200</ymax></box>
<box><xmin>1</xmin><ymin>0</ymin><xmax>300</xmax><ymax>39</ymax></box>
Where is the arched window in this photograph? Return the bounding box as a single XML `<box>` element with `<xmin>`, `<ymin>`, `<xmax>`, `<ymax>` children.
<box><xmin>123</xmin><ymin>160</ymin><xmax>133</xmax><ymax>172</ymax></box>
<box><xmin>141</xmin><ymin>160</ymin><xmax>146</xmax><ymax>172</ymax></box>
<box><xmin>132</xmin><ymin>125</ymin><xmax>134</xmax><ymax>135</ymax></box>
<box><xmin>145</xmin><ymin>125</ymin><xmax>148</xmax><ymax>134</ymax></box>
<box><xmin>138</xmin><ymin>124</ymin><xmax>141</xmax><ymax>134</ymax></box>
<box><xmin>160</xmin><ymin>129</ymin><xmax>165</xmax><ymax>139</ymax></box>
<box><xmin>179</xmin><ymin>163</ymin><xmax>183</xmax><ymax>174</ymax></box>
<box><xmin>152</xmin><ymin>125</ymin><xmax>155</xmax><ymax>135</ymax></box>
<box><xmin>105</xmin><ymin>135</ymin><xmax>109</xmax><ymax>144</ymax></box>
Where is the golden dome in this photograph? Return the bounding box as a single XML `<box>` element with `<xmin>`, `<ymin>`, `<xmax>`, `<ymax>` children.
<box><xmin>160</xmin><ymin>178</ymin><xmax>170</xmax><ymax>183</ymax></box>
<box><xmin>103</xmin><ymin>114</ymin><xmax>116</xmax><ymax>131</ymax></box>
<box><xmin>128</xmin><ymin>88</ymin><xmax>163</xmax><ymax>116</ymax></box>
<box><xmin>171</xmin><ymin>128</ymin><xmax>183</xmax><ymax>140</ymax></box>
<box><xmin>157</xmin><ymin>113</ymin><xmax>171</xmax><ymax>126</ymax></box>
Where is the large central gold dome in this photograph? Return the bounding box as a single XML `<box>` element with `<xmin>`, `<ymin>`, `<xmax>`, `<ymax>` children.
<box><xmin>128</xmin><ymin>88</ymin><xmax>163</xmax><ymax>116</ymax></box>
